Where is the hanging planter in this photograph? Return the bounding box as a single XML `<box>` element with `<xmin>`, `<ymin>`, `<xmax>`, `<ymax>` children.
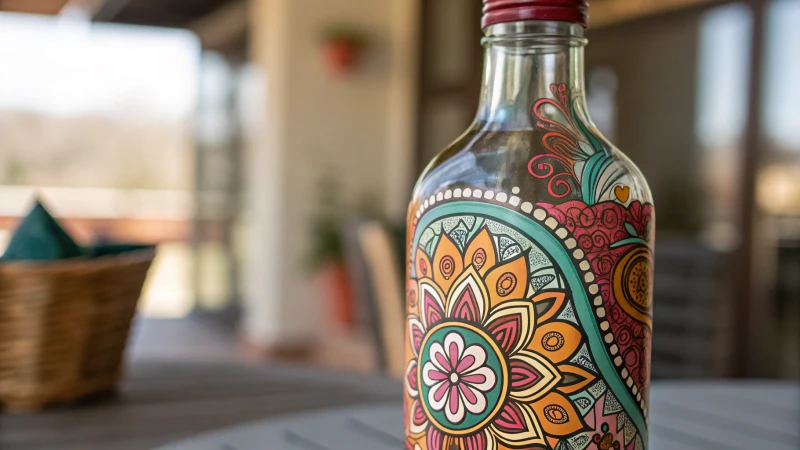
<box><xmin>320</xmin><ymin>25</ymin><xmax>368</xmax><ymax>77</ymax></box>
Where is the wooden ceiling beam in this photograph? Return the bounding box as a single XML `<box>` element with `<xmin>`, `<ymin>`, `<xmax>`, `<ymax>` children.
<box><xmin>93</xmin><ymin>0</ymin><xmax>131</xmax><ymax>21</ymax></box>
<box><xmin>189</xmin><ymin>0</ymin><xmax>247</xmax><ymax>51</ymax></box>
<box><xmin>590</xmin><ymin>0</ymin><xmax>726</xmax><ymax>28</ymax></box>
<box><xmin>90</xmin><ymin>0</ymin><xmax>237</xmax><ymax>29</ymax></box>
<box><xmin>0</xmin><ymin>0</ymin><xmax>70</xmax><ymax>14</ymax></box>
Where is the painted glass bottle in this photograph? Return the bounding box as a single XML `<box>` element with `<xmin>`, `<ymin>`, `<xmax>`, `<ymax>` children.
<box><xmin>404</xmin><ymin>2</ymin><xmax>655</xmax><ymax>450</ymax></box>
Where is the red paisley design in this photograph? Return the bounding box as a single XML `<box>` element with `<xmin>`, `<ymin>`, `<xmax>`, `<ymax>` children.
<box><xmin>540</xmin><ymin>200</ymin><xmax>654</xmax><ymax>403</ymax></box>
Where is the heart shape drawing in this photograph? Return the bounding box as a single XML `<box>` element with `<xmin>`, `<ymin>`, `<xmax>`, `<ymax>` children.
<box><xmin>614</xmin><ymin>185</ymin><xmax>631</xmax><ymax>203</ymax></box>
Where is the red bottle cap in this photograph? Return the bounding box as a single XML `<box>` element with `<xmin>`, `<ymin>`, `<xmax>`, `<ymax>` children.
<box><xmin>483</xmin><ymin>0</ymin><xmax>589</xmax><ymax>28</ymax></box>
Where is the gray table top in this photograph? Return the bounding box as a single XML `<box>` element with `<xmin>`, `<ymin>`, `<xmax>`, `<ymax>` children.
<box><xmin>2</xmin><ymin>361</ymin><xmax>798</xmax><ymax>450</ymax></box>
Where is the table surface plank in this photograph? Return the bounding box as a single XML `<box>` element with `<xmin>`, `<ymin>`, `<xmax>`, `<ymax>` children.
<box><xmin>2</xmin><ymin>361</ymin><xmax>797</xmax><ymax>450</ymax></box>
<box><xmin>153</xmin><ymin>383</ymin><xmax>800</xmax><ymax>450</ymax></box>
<box><xmin>1</xmin><ymin>361</ymin><xmax>402</xmax><ymax>450</ymax></box>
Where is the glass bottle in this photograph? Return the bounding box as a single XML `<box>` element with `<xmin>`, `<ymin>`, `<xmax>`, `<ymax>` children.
<box><xmin>404</xmin><ymin>2</ymin><xmax>655</xmax><ymax>450</ymax></box>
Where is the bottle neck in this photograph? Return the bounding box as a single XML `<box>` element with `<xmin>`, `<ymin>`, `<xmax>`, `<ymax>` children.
<box><xmin>476</xmin><ymin>21</ymin><xmax>588</xmax><ymax>128</ymax></box>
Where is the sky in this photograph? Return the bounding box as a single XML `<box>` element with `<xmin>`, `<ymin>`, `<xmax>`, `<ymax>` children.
<box><xmin>696</xmin><ymin>0</ymin><xmax>800</xmax><ymax>152</ymax></box>
<box><xmin>764</xmin><ymin>0</ymin><xmax>800</xmax><ymax>150</ymax></box>
<box><xmin>696</xmin><ymin>2</ymin><xmax>752</xmax><ymax>152</ymax></box>
<box><xmin>0</xmin><ymin>12</ymin><xmax>200</xmax><ymax>121</ymax></box>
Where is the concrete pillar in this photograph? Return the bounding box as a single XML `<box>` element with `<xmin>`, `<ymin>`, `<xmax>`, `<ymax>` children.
<box><xmin>242</xmin><ymin>0</ymin><xmax>419</xmax><ymax>348</ymax></box>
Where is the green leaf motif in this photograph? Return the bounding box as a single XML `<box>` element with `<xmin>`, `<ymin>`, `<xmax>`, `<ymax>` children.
<box><xmin>624</xmin><ymin>222</ymin><xmax>638</xmax><ymax>237</ymax></box>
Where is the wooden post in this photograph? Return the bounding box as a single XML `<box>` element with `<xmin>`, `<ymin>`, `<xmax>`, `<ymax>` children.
<box><xmin>733</xmin><ymin>0</ymin><xmax>768</xmax><ymax>377</ymax></box>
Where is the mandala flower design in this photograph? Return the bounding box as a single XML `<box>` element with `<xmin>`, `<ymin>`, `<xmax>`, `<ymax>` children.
<box><xmin>422</xmin><ymin>331</ymin><xmax>497</xmax><ymax>424</ymax></box>
<box><xmin>406</xmin><ymin>226</ymin><xmax>597</xmax><ymax>450</ymax></box>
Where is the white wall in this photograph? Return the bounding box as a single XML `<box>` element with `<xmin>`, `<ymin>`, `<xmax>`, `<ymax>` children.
<box><xmin>243</xmin><ymin>0</ymin><xmax>419</xmax><ymax>345</ymax></box>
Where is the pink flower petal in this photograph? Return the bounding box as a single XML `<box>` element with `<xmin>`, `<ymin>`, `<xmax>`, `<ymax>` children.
<box><xmin>493</xmin><ymin>402</ymin><xmax>526</xmax><ymax>433</ymax></box>
<box><xmin>413</xmin><ymin>401</ymin><xmax>426</xmax><ymax>424</ymax></box>
<box><xmin>462</xmin><ymin>367</ymin><xmax>496</xmax><ymax>392</ymax></box>
<box><xmin>405</xmin><ymin>361</ymin><xmax>419</xmax><ymax>398</ymax></box>
<box><xmin>449</xmin><ymin>284</ymin><xmax>482</xmax><ymax>323</ymax></box>
<box><xmin>460</xmin><ymin>384</ymin><xmax>488</xmax><ymax>415</ymax></box>
<box><xmin>510</xmin><ymin>359</ymin><xmax>543</xmax><ymax>391</ymax></box>
<box><xmin>427</xmin><ymin>369</ymin><xmax>448</xmax><ymax>381</ymax></box>
<box><xmin>486</xmin><ymin>314</ymin><xmax>522</xmax><ymax>354</ymax></box>
<box><xmin>449</xmin><ymin>341</ymin><xmax>460</xmax><ymax>369</ymax></box>
<box><xmin>435</xmin><ymin>352</ymin><xmax>452</xmax><ymax>372</ymax></box>
<box><xmin>408</xmin><ymin>318</ymin><xmax>425</xmax><ymax>356</ymax></box>
<box><xmin>463</xmin><ymin>432</ymin><xmax>488</xmax><ymax>450</ymax></box>
<box><xmin>459</xmin><ymin>382</ymin><xmax>478</xmax><ymax>404</ymax></box>
<box><xmin>459</xmin><ymin>345</ymin><xmax>487</xmax><ymax>374</ymax></box>
<box><xmin>427</xmin><ymin>428</ymin><xmax>444</xmax><ymax>450</ymax></box>
<box><xmin>455</xmin><ymin>355</ymin><xmax>476</xmax><ymax>373</ymax></box>
<box><xmin>422</xmin><ymin>290</ymin><xmax>444</xmax><ymax>328</ymax></box>
<box><xmin>461</xmin><ymin>373</ymin><xmax>487</xmax><ymax>384</ymax></box>
<box><xmin>433</xmin><ymin>381</ymin><xmax>449</xmax><ymax>403</ymax></box>
<box><xmin>448</xmin><ymin>385</ymin><xmax>460</xmax><ymax>415</ymax></box>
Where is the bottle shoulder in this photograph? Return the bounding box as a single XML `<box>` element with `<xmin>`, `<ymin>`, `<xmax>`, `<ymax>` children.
<box><xmin>411</xmin><ymin>126</ymin><xmax>653</xmax><ymax>212</ymax></box>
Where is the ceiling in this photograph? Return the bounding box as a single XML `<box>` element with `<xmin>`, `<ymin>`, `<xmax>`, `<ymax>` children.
<box><xmin>91</xmin><ymin>0</ymin><xmax>248</xmax><ymax>55</ymax></box>
<box><xmin>0</xmin><ymin>0</ymin><xmax>724</xmax><ymax>41</ymax></box>
<box><xmin>0</xmin><ymin>0</ymin><xmax>234</xmax><ymax>29</ymax></box>
<box><xmin>92</xmin><ymin>0</ymin><xmax>234</xmax><ymax>28</ymax></box>
<box><xmin>0</xmin><ymin>0</ymin><xmax>70</xmax><ymax>15</ymax></box>
<box><xmin>0</xmin><ymin>0</ymin><xmax>247</xmax><ymax>54</ymax></box>
<box><xmin>590</xmin><ymin>0</ymin><xmax>723</xmax><ymax>28</ymax></box>
<box><xmin>1</xmin><ymin>0</ymin><xmax>725</xmax><ymax>27</ymax></box>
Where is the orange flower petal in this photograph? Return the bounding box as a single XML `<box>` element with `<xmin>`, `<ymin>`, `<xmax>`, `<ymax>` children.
<box><xmin>415</xmin><ymin>248</ymin><xmax>432</xmax><ymax>280</ymax></box>
<box><xmin>531</xmin><ymin>392</ymin><xmax>589</xmax><ymax>437</ymax></box>
<box><xmin>484</xmin><ymin>253</ymin><xmax>530</xmax><ymax>307</ymax></box>
<box><xmin>406</xmin><ymin>435</ymin><xmax>428</xmax><ymax>450</ymax></box>
<box><xmin>440</xmin><ymin>430</ymin><xmax>494</xmax><ymax>450</ymax></box>
<box><xmin>464</xmin><ymin>228</ymin><xmax>497</xmax><ymax>275</ymax></box>
<box><xmin>528</xmin><ymin>320</ymin><xmax>582</xmax><ymax>364</ymax></box>
<box><xmin>406</xmin><ymin>279</ymin><xmax>419</xmax><ymax>316</ymax></box>
<box><xmin>432</xmin><ymin>233</ymin><xmax>464</xmax><ymax>295</ymax></box>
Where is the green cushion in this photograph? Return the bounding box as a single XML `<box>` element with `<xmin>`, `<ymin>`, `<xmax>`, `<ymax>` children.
<box><xmin>1</xmin><ymin>201</ymin><xmax>84</xmax><ymax>261</ymax></box>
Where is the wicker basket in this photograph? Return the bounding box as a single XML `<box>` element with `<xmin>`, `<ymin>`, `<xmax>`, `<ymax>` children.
<box><xmin>0</xmin><ymin>248</ymin><xmax>155</xmax><ymax>412</ymax></box>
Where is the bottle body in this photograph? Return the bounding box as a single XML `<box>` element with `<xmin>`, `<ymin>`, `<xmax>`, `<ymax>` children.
<box><xmin>404</xmin><ymin>22</ymin><xmax>654</xmax><ymax>450</ymax></box>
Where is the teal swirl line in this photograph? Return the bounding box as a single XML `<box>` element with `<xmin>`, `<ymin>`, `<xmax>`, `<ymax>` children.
<box><xmin>581</xmin><ymin>152</ymin><xmax>613</xmax><ymax>204</ymax></box>
<box><xmin>411</xmin><ymin>200</ymin><xmax>648</xmax><ymax>441</ymax></box>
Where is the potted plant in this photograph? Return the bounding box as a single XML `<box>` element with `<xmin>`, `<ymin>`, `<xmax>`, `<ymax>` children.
<box><xmin>320</xmin><ymin>25</ymin><xmax>368</xmax><ymax>76</ymax></box>
<box><xmin>307</xmin><ymin>177</ymin><xmax>355</xmax><ymax>329</ymax></box>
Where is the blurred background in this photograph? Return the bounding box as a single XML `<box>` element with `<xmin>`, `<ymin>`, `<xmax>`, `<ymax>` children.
<box><xmin>0</xmin><ymin>0</ymin><xmax>797</xmax><ymax>384</ymax></box>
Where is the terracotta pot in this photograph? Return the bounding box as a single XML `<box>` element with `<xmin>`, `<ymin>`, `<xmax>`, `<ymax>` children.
<box><xmin>323</xmin><ymin>40</ymin><xmax>359</xmax><ymax>76</ymax></box>
<box><xmin>318</xmin><ymin>262</ymin><xmax>356</xmax><ymax>329</ymax></box>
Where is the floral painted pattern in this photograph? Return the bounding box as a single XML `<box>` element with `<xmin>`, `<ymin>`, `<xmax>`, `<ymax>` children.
<box><xmin>406</xmin><ymin>83</ymin><xmax>654</xmax><ymax>450</ymax></box>
<box><xmin>406</xmin><ymin>224</ymin><xmax>597</xmax><ymax>450</ymax></box>
<box><xmin>542</xmin><ymin>200</ymin><xmax>654</xmax><ymax>406</ymax></box>
<box><xmin>421</xmin><ymin>331</ymin><xmax>497</xmax><ymax>424</ymax></box>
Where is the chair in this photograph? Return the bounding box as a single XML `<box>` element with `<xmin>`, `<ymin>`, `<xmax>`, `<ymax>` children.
<box><xmin>651</xmin><ymin>237</ymin><xmax>732</xmax><ymax>378</ymax></box>
<box><xmin>342</xmin><ymin>219</ymin><xmax>406</xmax><ymax>378</ymax></box>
